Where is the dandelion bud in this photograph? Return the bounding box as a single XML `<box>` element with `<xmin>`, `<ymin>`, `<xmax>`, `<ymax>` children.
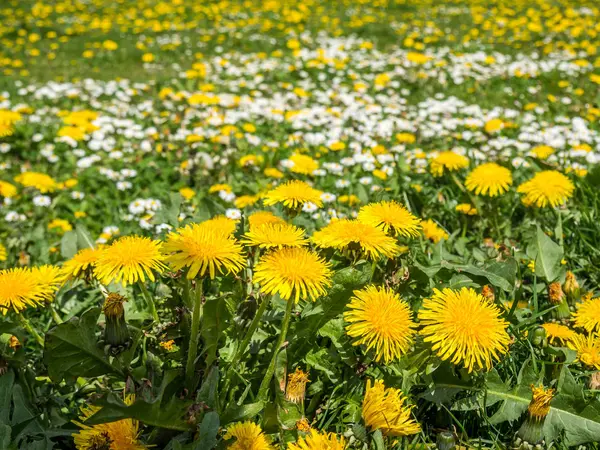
<box><xmin>436</xmin><ymin>431</ymin><xmax>456</xmax><ymax>450</ymax></box>
<box><xmin>563</xmin><ymin>271</ymin><xmax>580</xmax><ymax>304</ymax></box>
<box><xmin>102</xmin><ymin>293</ymin><xmax>130</xmax><ymax>349</ymax></box>
<box><xmin>285</xmin><ymin>368</ymin><xmax>310</xmax><ymax>404</ymax></box>
<box><xmin>529</xmin><ymin>327</ymin><xmax>547</xmax><ymax>348</ymax></box>
<box><xmin>482</xmin><ymin>285</ymin><xmax>495</xmax><ymax>303</ymax></box>
<box><xmin>517</xmin><ymin>385</ymin><xmax>554</xmax><ymax>445</ymax></box>
<box><xmin>548</xmin><ymin>282</ymin><xmax>570</xmax><ymax>320</ymax></box>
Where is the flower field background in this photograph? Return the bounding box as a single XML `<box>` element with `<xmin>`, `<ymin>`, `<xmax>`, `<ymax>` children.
<box><xmin>2</xmin><ymin>0</ymin><xmax>600</xmax><ymax>448</ymax></box>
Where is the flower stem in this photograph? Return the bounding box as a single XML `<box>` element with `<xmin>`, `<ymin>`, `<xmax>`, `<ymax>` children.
<box><xmin>185</xmin><ymin>282</ymin><xmax>203</xmax><ymax>393</ymax></box>
<box><xmin>18</xmin><ymin>313</ymin><xmax>44</xmax><ymax>347</ymax></box>
<box><xmin>50</xmin><ymin>306</ymin><xmax>63</xmax><ymax>324</ymax></box>
<box><xmin>231</xmin><ymin>295</ymin><xmax>271</xmax><ymax>369</ymax></box>
<box><xmin>139</xmin><ymin>282</ymin><xmax>158</xmax><ymax>322</ymax></box>
<box><xmin>258</xmin><ymin>299</ymin><xmax>294</xmax><ymax>400</ymax></box>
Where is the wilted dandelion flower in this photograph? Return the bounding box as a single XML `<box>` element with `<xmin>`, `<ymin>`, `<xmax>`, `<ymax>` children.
<box><xmin>287</xmin><ymin>429</ymin><xmax>346</xmax><ymax>450</ymax></box>
<box><xmin>14</xmin><ymin>171</ymin><xmax>57</xmax><ymax>193</ymax></box>
<box><xmin>418</xmin><ymin>288</ymin><xmax>510</xmax><ymax>372</ymax></box>
<box><xmin>63</xmin><ymin>248</ymin><xmax>102</xmax><ymax>279</ymax></box>
<box><xmin>263</xmin><ymin>180</ymin><xmax>323</xmax><ymax>211</ymax></box>
<box><xmin>0</xmin><ymin>267</ymin><xmax>54</xmax><ymax>314</ymax></box>
<box><xmin>248</xmin><ymin>211</ymin><xmax>286</xmax><ymax>231</ymax></box>
<box><xmin>421</xmin><ymin>219</ymin><xmax>448</xmax><ymax>243</ymax></box>
<box><xmin>573</xmin><ymin>297</ymin><xmax>600</xmax><ymax>333</ymax></box>
<box><xmin>242</xmin><ymin>223</ymin><xmax>308</xmax><ymax>249</ymax></box>
<box><xmin>95</xmin><ymin>236</ymin><xmax>166</xmax><ymax>286</ymax></box>
<box><xmin>253</xmin><ymin>247</ymin><xmax>332</xmax><ymax>302</ymax></box>
<box><xmin>286</xmin><ymin>368</ymin><xmax>310</xmax><ymax>403</ymax></box>
<box><xmin>344</xmin><ymin>285</ymin><xmax>416</xmax><ymax>363</ymax></box>
<box><xmin>357</xmin><ymin>201</ymin><xmax>421</xmax><ymax>238</ymax></box>
<box><xmin>163</xmin><ymin>223</ymin><xmax>245</xmax><ymax>279</ymax></box>
<box><xmin>362</xmin><ymin>379</ymin><xmax>421</xmax><ymax>436</ymax></box>
<box><xmin>568</xmin><ymin>333</ymin><xmax>600</xmax><ymax>369</ymax></box>
<box><xmin>517</xmin><ymin>385</ymin><xmax>555</xmax><ymax>445</ymax></box>
<box><xmin>465</xmin><ymin>163</ymin><xmax>513</xmax><ymax>197</ymax></box>
<box><xmin>517</xmin><ymin>170</ymin><xmax>574</xmax><ymax>208</ymax></box>
<box><xmin>73</xmin><ymin>395</ymin><xmax>145</xmax><ymax>450</ymax></box>
<box><xmin>312</xmin><ymin>219</ymin><xmax>400</xmax><ymax>260</ymax></box>
<box><xmin>430</xmin><ymin>151</ymin><xmax>469</xmax><ymax>177</ymax></box>
<box><xmin>224</xmin><ymin>422</ymin><xmax>273</xmax><ymax>450</ymax></box>
<box><xmin>541</xmin><ymin>322</ymin><xmax>576</xmax><ymax>346</ymax></box>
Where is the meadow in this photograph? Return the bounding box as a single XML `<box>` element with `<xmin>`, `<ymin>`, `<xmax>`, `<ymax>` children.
<box><xmin>1</xmin><ymin>0</ymin><xmax>600</xmax><ymax>448</ymax></box>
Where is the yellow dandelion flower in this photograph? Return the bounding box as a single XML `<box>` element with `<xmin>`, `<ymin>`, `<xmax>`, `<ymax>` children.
<box><xmin>528</xmin><ymin>385</ymin><xmax>555</xmax><ymax>420</ymax></box>
<box><xmin>32</xmin><ymin>265</ymin><xmax>66</xmax><ymax>301</ymax></box>
<box><xmin>263</xmin><ymin>180</ymin><xmax>323</xmax><ymax>211</ymax></box>
<box><xmin>289</xmin><ymin>153</ymin><xmax>319</xmax><ymax>175</ymax></box>
<box><xmin>242</xmin><ymin>223</ymin><xmax>308</xmax><ymax>249</ymax></box>
<box><xmin>286</xmin><ymin>368</ymin><xmax>310</xmax><ymax>403</ymax></box>
<box><xmin>295</xmin><ymin>418</ymin><xmax>311</xmax><ymax>432</ymax></box>
<box><xmin>0</xmin><ymin>268</ymin><xmax>54</xmax><ymax>315</ymax></box>
<box><xmin>0</xmin><ymin>123</ymin><xmax>14</xmax><ymax>137</ymax></box>
<box><xmin>264</xmin><ymin>167</ymin><xmax>284</xmax><ymax>179</ymax></box>
<box><xmin>248</xmin><ymin>211</ymin><xmax>286</xmax><ymax>231</ymax></box>
<box><xmin>465</xmin><ymin>163</ymin><xmax>513</xmax><ymax>197</ymax></box>
<box><xmin>418</xmin><ymin>288</ymin><xmax>511</xmax><ymax>372</ymax></box>
<box><xmin>73</xmin><ymin>395</ymin><xmax>146</xmax><ymax>450</ymax></box>
<box><xmin>362</xmin><ymin>379</ymin><xmax>421</xmax><ymax>436</ymax></box>
<box><xmin>0</xmin><ymin>243</ymin><xmax>6</xmax><ymax>262</ymax></box>
<box><xmin>430</xmin><ymin>151</ymin><xmax>469</xmax><ymax>177</ymax></box>
<box><xmin>235</xmin><ymin>195</ymin><xmax>260</xmax><ymax>209</ymax></box>
<box><xmin>14</xmin><ymin>171</ymin><xmax>57</xmax><ymax>193</ymax></box>
<box><xmin>209</xmin><ymin>183</ymin><xmax>232</xmax><ymax>194</ymax></box>
<box><xmin>517</xmin><ymin>171</ymin><xmax>574</xmax><ymax>208</ymax></box>
<box><xmin>357</xmin><ymin>201</ymin><xmax>421</xmax><ymax>238</ymax></box>
<box><xmin>573</xmin><ymin>297</ymin><xmax>600</xmax><ymax>333</ymax></box>
<box><xmin>287</xmin><ymin>430</ymin><xmax>347</xmax><ymax>450</ymax></box>
<box><xmin>312</xmin><ymin>219</ymin><xmax>400</xmax><ymax>260</ymax></box>
<box><xmin>94</xmin><ymin>236</ymin><xmax>166</xmax><ymax>286</ymax></box>
<box><xmin>344</xmin><ymin>285</ymin><xmax>416</xmax><ymax>363</ymax></box>
<box><xmin>568</xmin><ymin>333</ymin><xmax>600</xmax><ymax>369</ymax></box>
<box><xmin>456</xmin><ymin>203</ymin><xmax>477</xmax><ymax>215</ymax></box>
<box><xmin>163</xmin><ymin>223</ymin><xmax>245</xmax><ymax>279</ymax></box>
<box><xmin>63</xmin><ymin>248</ymin><xmax>102</xmax><ymax>279</ymax></box>
<box><xmin>200</xmin><ymin>215</ymin><xmax>239</xmax><ymax>237</ymax></box>
<box><xmin>531</xmin><ymin>145</ymin><xmax>554</xmax><ymax>160</ymax></box>
<box><xmin>541</xmin><ymin>322</ymin><xmax>576</xmax><ymax>346</ymax></box>
<box><xmin>224</xmin><ymin>422</ymin><xmax>274</xmax><ymax>450</ymax></box>
<box><xmin>421</xmin><ymin>219</ymin><xmax>448</xmax><ymax>243</ymax></box>
<box><xmin>0</xmin><ymin>181</ymin><xmax>17</xmax><ymax>198</ymax></box>
<box><xmin>253</xmin><ymin>247</ymin><xmax>332</xmax><ymax>302</ymax></box>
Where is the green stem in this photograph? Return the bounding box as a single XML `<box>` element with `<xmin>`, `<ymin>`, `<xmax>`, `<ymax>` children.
<box><xmin>258</xmin><ymin>299</ymin><xmax>294</xmax><ymax>400</ymax></box>
<box><xmin>556</xmin><ymin>208</ymin><xmax>564</xmax><ymax>250</ymax></box>
<box><xmin>139</xmin><ymin>282</ymin><xmax>158</xmax><ymax>322</ymax></box>
<box><xmin>185</xmin><ymin>282</ymin><xmax>204</xmax><ymax>393</ymax></box>
<box><xmin>50</xmin><ymin>306</ymin><xmax>63</xmax><ymax>324</ymax></box>
<box><xmin>230</xmin><ymin>295</ymin><xmax>271</xmax><ymax>369</ymax></box>
<box><xmin>18</xmin><ymin>313</ymin><xmax>44</xmax><ymax>346</ymax></box>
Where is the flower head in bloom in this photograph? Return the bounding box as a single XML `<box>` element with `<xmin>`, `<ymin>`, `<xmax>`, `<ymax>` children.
<box><xmin>224</xmin><ymin>422</ymin><xmax>273</xmax><ymax>450</ymax></box>
<box><xmin>0</xmin><ymin>243</ymin><xmax>6</xmax><ymax>262</ymax></box>
<box><xmin>465</xmin><ymin>163</ymin><xmax>513</xmax><ymax>197</ymax></box>
<box><xmin>418</xmin><ymin>288</ymin><xmax>510</xmax><ymax>372</ymax></box>
<box><xmin>286</xmin><ymin>368</ymin><xmax>310</xmax><ymax>403</ymax></box>
<box><xmin>312</xmin><ymin>220</ymin><xmax>400</xmax><ymax>260</ymax></box>
<box><xmin>429</xmin><ymin>151</ymin><xmax>469</xmax><ymax>177</ymax></box>
<box><xmin>63</xmin><ymin>248</ymin><xmax>102</xmax><ymax>279</ymax></box>
<box><xmin>344</xmin><ymin>285</ymin><xmax>416</xmax><ymax>363</ymax></box>
<box><xmin>456</xmin><ymin>203</ymin><xmax>477</xmax><ymax>215</ymax></box>
<box><xmin>573</xmin><ymin>297</ymin><xmax>600</xmax><ymax>333</ymax></box>
<box><xmin>357</xmin><ymin>201</ymin><xmax>421</xmax><ymax>238</ymax></box>
<box><xmin>242</xmin><ymin>223</ymin><xmax>308</xmax><ymax>249</ymax></box>
<box><xmin>528</xmin><ymin>385</ymin><xmax>555</xmax><ymax>421</ymax></box>
<box><xmin>517</xmin><ymin>170</ymin><xmax>574</xmax><ymax>208</ymax></box>
<box><xmin>289</xmin><ymin>153</ymin><xmax>319</xmax><ymax>175</ymax></box>
<box><xmin>541</xmin><ymin>322</ymin><xmax>576</xmax><ymax>346</ymax></box>
<box><xmin>263</xmin><ymin>180</ymin><xmax>323</xmax><ymax>211</ymax></box>
<box><xmin>14</xmin><ymin>171</ymin><xmax>57</xmax><ymax>193</ymax></box>
<box><xmin>0</xmin><ymin>268</ymin><xmax>54</xmax><ymax>314</ymax></box>
<box><xmin>248</xmin><ymin>211</ymin><xmax>285</xmax><ymax>231</ymax></box>
<box><xmin>73</xmin><ymin>395</ymin><xmax>145</xmax><ymax>450</ymax></box>
<box><xmin>253</xmin><ymin>247</ymin><xmax>332</xmax><ymax>302</ymax></box>
<box><xmin>421</xmin><ymin>219</ymin><xmax>448</xmax><ymax>243</ymax></box>
<box><xmin>163</xmin><ymin>223</ymin><xmax>245</xmax><ymax>279</ymax></box>
<box><xmin>568</xmin><ymin>333</ymin><xmax>600</xmax><ymax>369</ymax></box>
<box><xmin>0</xmin><ymin>181</ymin><xmax>17</xmax><ymax>198</ymax></box>
<box><xmin>32</xmin><ymin>265</ymin><xmax>66</xmax><ymax>301</ymax></box>
<box><xmin>362</xmin><ymin>380</ymin><xmax>421</xmax><ymax>436</ymax></box>
<box><xmin>94</xmin><ymin>236</ymin><xmax>166</xmax><ymax>286</ymax></box>
<box><xmin>200</xmin><ymin>215</ymin><xmax>238</xmax><ymax>237</ymax></box>
<box><xmin>287</xmin><ymin>430</ymin><xmax>346</xmax><ymax>450</ymax></box>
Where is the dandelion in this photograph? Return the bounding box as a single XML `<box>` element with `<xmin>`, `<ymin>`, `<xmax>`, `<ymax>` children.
<box><xmin>163</xmin><ymin>223</ymin><xmax>245</xmax><ymax>279</ymax></box>
<box><xmin>224</xmin><ymin>422</ymin><xmax>273</xmax><ymax>450</ymax></box>
<box><xmin>14</xmin><ymin>171</ymin><xmax>57</xmax><ymax>193</ymax></box>
<box><xmin>517</xmin><ymin>385</ymin><xmax>555</xmax><ymax>445</ymax></box>
<box><xmin>253</xmin><ymin>247</ymin><xmax>332</xmax><ymax>302</ymax></box>
<box><xmin>465</xmin><ymin>163</ymin><xmax>513</xmax><ymax>197</ymax></box>
<box><xmin>357</xmin><ymin>200</ymin><xmax>421</xmax><ymax>238</ymax></box>
<box><xmin>200</xmin><ymin>215</ymin><xmax>238</xmax><ymax>237</ymax></box>
<box><xmin>295</xmin><ymin>418</ymin><xmax>311</xmax><ymax>432</ymax></box>
<box><xmin>32</xmin><ymin>265</ymin><xmax>66</xmax><ymax>301</ymax></box>
<box><xmin>287</xmin><ymin>430</ymin><xmax>347</xmax><ymax>450</ymax></box>
<box><xmin>430</xmin><ymin>151</ymin><xmax>469</xmax><ymax>177</ymax></box>
<box><xmin>456</xmin><ymin>203</ymin><xmax>478</xmax><ymax>215</ymax></box>
<box><xmin>263</xmin><ymin>180</ymin><xmax>323</xmax><ymax>212</ymax></box>
<box><xmin>421</xmin><ymin>219</ymin><xmax>448</xmax><ymax>243</ymax></box>
<box><xmin>286</xmin><ymin>368</ymin><xmax>310</xmax><ymax>403</ymax></box>
<box><xmin>573</xmin><ymin>297</ymin><xmax>600</xmax><ymax>333</ymax></box>
<box><xmin>0</xmin><ymin>181</ymin><xmax>17</xmax><ymax>198</ymax></box>
<box><xmin>248</xmin><ymin>211</ymin><xmax>286</xmax><ymax>231</ymax></box>
<box><xmin>289</xmin><ymin>153</ymin><xmax>319</xmax><ymax>175</ymax></box>
<box><xmin>94</xmin><ymin>236</ymin><xmax>166</xmax><ymax>286</ymax></box>
<box><xmin>312</xmin><ymin>219</ymin><xmax>400</xmax><ymax>260</ymax></box>
<box><xmin>541</xmin><ymin>323</ymin><xmax>576</xmax><ymax>346</ymax></box>
<box><xmin>568</xmin><ymin>333</ymin><xmax>600</xmax><ymax>369</ymax></box>
<box><xmin>102</xmin><ymin>293</ymin><xmax>130</xmax><ymax>347</ymax></box>
<box><xmin>418</xmin><ymin>288</ymin><xmax>510</xmax><ymax>372</ymax></box>
<box><xmin>362</xmin><ymin>379</ymin><xmax>421</xmax><ymax>436</ymax></box>
<box><xmin>0</xmin><ymin>243</ymin><xmax>6</xmax><ymax>261</ymax></box>
<box><xmin>344</xmin><ymin>285</ymin><xmax>416</xmax><ymax>363</ymax></box>
<box><xmin>242</xmin><ymin>223</ymin><xmax>308</xmax><ymax>249</ymax></box>
<box><xmin>0</xmin><ymin>268</ymin><xmax>54</xmax><ymax>314</ymax></box>
<box><xmin>517</xmin><ymin>170</ymin><xmax>574</xmax><ymax>208</ymax></box>
<box><xmin>62</xmin><ymin>248</ymin><xmax>102</xmax><ymax>279</ymax></box>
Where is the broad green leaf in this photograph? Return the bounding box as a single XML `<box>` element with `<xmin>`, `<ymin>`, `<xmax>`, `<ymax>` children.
<box><xmin>153</xmin><ymin>192</ymin><xmax>182</xmax><ymax>227</ymax></box>
<box><xmin>527</xmin><ymin>226</ymin><xmax>563</xmax><ymax>282</ymax></box>
<box><xmin>201</xmin><ymin>296</ymin><xmax>232</xmax><ymax>368</ymax></box>
<box><xmin>193</xmin><ymin>411</ymin><xmax>219</xmax><ymax>450</ymax></box>
<box><xmin>221</xmin><ymin>401</ymin><xmax>264</xmax><ymax>425</ymax></box>
<box><xmin>0</xmin><ymin>423</ymin><xmax>10</xmax><ymax>450</ymax></box>
<box><xmin>196</xmin><ymin>366</ymin><xmax>219</xmax><ymax>409</ymax></box>
<box><xmin>60</xmin><ymin>231</ymin><xmax>78</xmax><ymax>259</ymax></box>
<box><xmin>305</xmin><ymin>348</ymin><xmax>338</xmax><ymax>382</ymax></box>
<box><xmin>75</xmin><ymin>224</ymin><xmax>96</xmax><ymax>249</ymax></box>
<box><xmin>0</xmin><ymin>369</ymin><xmax>14</xmax><ymax>424</ymax></box>
<box><xmin>43</xmin><ymin>308</ymin><xmax>123</xmax><ymax>382</ymax></box>
<box><xmin>442</xmin><ymin>260</ymin><xmax>516</xmax><ymax>292</ymax></box>
<box><xmin>372</xmin><ymin>429</ymin><xmax>385</xmax><ymax>450</ymax></box>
